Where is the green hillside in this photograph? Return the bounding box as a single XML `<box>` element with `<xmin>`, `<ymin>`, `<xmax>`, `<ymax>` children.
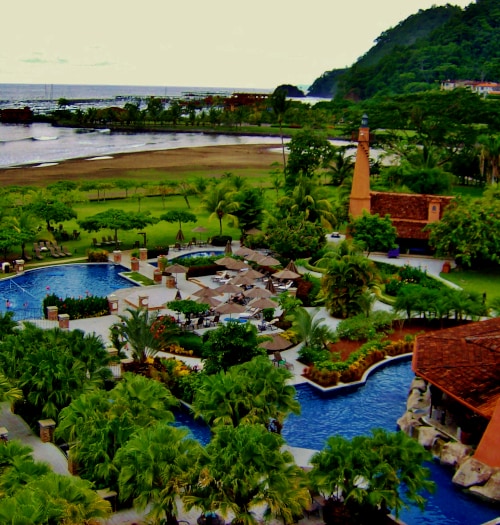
<box><xmin>308</xmin><ymin>0</ymin><xmax>500</xmax><ymax>99</ymax></box>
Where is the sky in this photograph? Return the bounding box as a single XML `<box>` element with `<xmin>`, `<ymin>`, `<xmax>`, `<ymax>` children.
<box><xmin>1</xmin><ymin>0</ymin><xmax>473</xmax><ymax>90</ymax></box>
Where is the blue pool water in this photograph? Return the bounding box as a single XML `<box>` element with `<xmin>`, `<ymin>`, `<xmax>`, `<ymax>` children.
<box><xmin>0</xmin><ymin>263</ymin><xmax>136</xmax><ymax>318</ymax></box>
<box><xmin>176</xmin><ymin>359</ymin><xmax>499</xmax><ymax>525</ymax></box>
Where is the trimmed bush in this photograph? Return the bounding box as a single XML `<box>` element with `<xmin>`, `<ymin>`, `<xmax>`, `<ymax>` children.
<box><xmin>43</xmin><ymin>293</ymin><xmax>109</xmax><ymax>319</ymax></box>
<box><xmin>210</xmin><ymin>235</ymin><xmax>232</xmax><ymax>246</ymax></box>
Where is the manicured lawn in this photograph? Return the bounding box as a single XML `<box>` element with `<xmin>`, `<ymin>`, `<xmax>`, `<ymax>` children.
<box><xmin>441</xmin><ymin>269</ymin><xmax>500</xmax><ymax>303</ymax></box>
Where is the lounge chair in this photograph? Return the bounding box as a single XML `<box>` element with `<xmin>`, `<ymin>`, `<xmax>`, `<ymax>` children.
<box><xmin>34</xmin><ymin>248</ymin><xmax>44</xmax><ymax>260</ymax></box>
<box><xmin>61</xmin><ymin>245</ymin><xmax>72</xmax><ymax>256</ymax></box>
<box><xmin>239</xmin><ymin>307</ymin><xmax>261</xmax><ymax>319</ymax></box>
<box><xmin>54</xmin><ymin>245</ymin><xmax>66</xmax><ymax>257</ymax></box>
<box><xmin>209</xmin><ymin>315</ymin><xmax>220</xmax><ymax>327</ymax></box>
<box><xmin>277</xmin><ymin>280</ymin><xmax>294</xmax><ymax>292</ymax></box>
<box><xmin>49</xmin><ymin>246</ymin><xmax>60</xmax><ymax>258</ymax></box>
<box><xmin>102</xmin><ymin>236</ymin><xmax>112</xmax><ymax>246</ymax></box>
<box><xmin>92</xmin><ymin>238</ymin><xmax>102</xmax><ymax>247</ymax></box>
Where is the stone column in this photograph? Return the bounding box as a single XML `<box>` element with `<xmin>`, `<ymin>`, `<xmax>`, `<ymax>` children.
<box><xmin>154</xmin><ymin>269</ymin><xmax>163</xmax><ymax>284</ymax></box>
<box><xmin>14</xmin><ymin>259</ymin><xmax>25</xmax><ymax>274</ymax></box>
<box><xmin>58</xmin><ymin>314</ymin><xmax>70</xmax><ymax>330</ymax></box>
<box><xmin>139</xmin><ymin>247</ymin><xmax>148</xmax><ymax>261</ymax></box>
<box><xmin>108</xmin><ymin>294</ymin><xmax>119</xmax><ymax>313</ymax></box>
<box><xmin>38</xmin><ymin>419</ymin><xmax>56</xmax><ymax>443</ymax></box>
<box><xmin>138</xmin><ymin>294</ymin><xmax>149</xmax><ymax>309</ymax></box>
<box><xmin>130</xmin><ymin>258</ymin><xmax>139</xmax><ymax>271</ymax></box>
<box><xmin>47</xmin><ymin>306</ymin><xmax>58</xmax><ymax>321</ymax></box>
<box><xmin>113</xmin><ymin>250</ymin><xmax>122</xmax><ymax>264</ymax></box>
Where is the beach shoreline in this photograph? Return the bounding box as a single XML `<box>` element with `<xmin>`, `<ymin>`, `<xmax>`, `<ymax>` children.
<box><xmin>0</xmin><ymin>143</ymin><xmax>282</xmax><ymax>186</ymax></box>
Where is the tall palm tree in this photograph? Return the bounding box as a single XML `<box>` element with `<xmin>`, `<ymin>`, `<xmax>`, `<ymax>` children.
<box><xmin>478</xmin><ymin>133</ymin><xmax>500</xmax><ymax>184</ymax></box>
<box><xmin>328</xmin><ymin>146</ymin><xmax>354</xmax><ymax>186</ymax></box>
<box><xmin>115</xmin><ymin>423</ymin><xmax>203</xmax><ymax>525</ymax></box>
<box><xmin>183</xmin><ymin>424</ymin><xmax>310</xmax><ymax>525</ymax></box>
<box><xmin>113</xmin><ymin>307</ymin><xmax>162</xmax><ymax>363</ymax></box>
<box><xmin>200</xmin><ymin>184</ymin><xmax>239</xmax><ymax>237</ymax></box>
<box><xmin>287</xmin><ymin>307</ymin><xmax>335</xmax><ymax>351</ymax></box>
<box><xmin>270</xmin><ymin>88</ymin><xmax>291</xmax><ymax>171</ymax></box>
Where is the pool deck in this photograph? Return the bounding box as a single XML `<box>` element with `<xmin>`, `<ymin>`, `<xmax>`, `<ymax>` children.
<box><xmin>2</xmin><ymin>243</ymin><xmax>466</xmax><ymax>525</ymax></box>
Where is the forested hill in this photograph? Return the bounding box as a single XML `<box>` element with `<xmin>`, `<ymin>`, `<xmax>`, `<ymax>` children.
<box><xmin>308</xmin><ymin>0</ymin><xmax>500</xmax><ymax>99</ymax></box>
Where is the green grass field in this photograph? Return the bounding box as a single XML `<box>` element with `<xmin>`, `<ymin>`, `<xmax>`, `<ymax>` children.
<box><xmin>441</xmin><ymin>269</ymin><xmax>500</xmax><ymax>303</ymax></box>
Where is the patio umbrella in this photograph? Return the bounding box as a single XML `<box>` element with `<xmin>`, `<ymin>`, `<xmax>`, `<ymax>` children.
<box><xmin>245</xmin><ymin>251</ymin><xmax>265</xmax><ymax>262</ymax></box>
<box><xmin>224</xmin><ymin>240</ymin><xmax>233</xmax><ymax>255</ymax></box>
<box><xmin>192</xmin><ymin>225</ymin><xmax>209</xmax><ymax>243</ymax></box>
<box><xmin>272</xmin><ymin>269</ymin><xmax>301</xmax><ymax>280</ymax></box>
<box><xmin>214</xmin><ymin>283</ymin><xmax>242</xmax><ymax>295</ymax></box>
<box><xmin>214</xmin><ymin>302</ymin><xmax>246</xmax><ymax>317</ymax></box>
<box><xmin>248</xmin><ymin>297</ymin><xmax>277</xmax><ymax>310</ymax></box>
<box><xmin>235</xmin><ymin>247</ymin><xmax>255</xmax><ymax>257</ymax></box>
<box><xmin>285</xmin><ymin>260</ymin><xmax>299</xmax><ymax>274</ymax></box>
<box><xmin>194</xmin><ymin>296</ymin><xmax>222</xmax><ymax>308</ymax></box>
<box><xmin>192</xmin><ymin>287</ymin><xmax>222</xmax><ymax>298</ymax></box>
<box><xmin>215</xmin><ymin>256</ymin><xmax>237</xmax><ymax>267</ymax></box>
<box><xmin>242</xmin><ymin>268</ymin><xmax>264</xmax><ymax>279</ymax></box>
<box><xmin>225</xmin><ymin>259</ymin><xmax>248</xmax><ymax>271</ymax></box>
<box><xmin>165</xmin><ymin>263</ymin><xmax>188</xmax><ymax>284</ymax></box>
<box><xmin>259</xmin><ymin>334</ymin><xmax>293</xmax><ymax>351</ymax></box>
<box><xmin>243</xmin><ymin>287</ymin><xmax>274</xmax><ymax>299</ymax></box>
<box><xmin>175</xmin><ymin>229</ymin><xmax>185</xmax><ymax>241</ymax></box>
<box><xmin>265</xmin><ymin>279</ymin><xmax>277</xmax><ymax>294</ymax></box>
<box><xmin>257</xmin><ymin>255</ymin><xmax>281</xmax><ymax>267</ymax></box>
<box><xmin>230</xmin><ymin>274</ymin><xmax>255</xmax><ymax>287</ymax></box>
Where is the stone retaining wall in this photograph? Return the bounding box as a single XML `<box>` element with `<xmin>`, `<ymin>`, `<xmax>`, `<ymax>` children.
<box><xmin>398</xmin><ymin>378</ymin><xmax>500</xmax><ymax>503</ymax></box>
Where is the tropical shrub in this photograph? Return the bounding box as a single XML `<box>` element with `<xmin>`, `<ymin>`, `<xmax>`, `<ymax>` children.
<box><xmin>43</xmin><ymin>293</ymin><xmax>109</xmax><ymax>319</ymax></box>
<box><xmin>87</xmin><ymin>250</ymin><xmax>109</xmax><ymax>262</ymax></box>
<box><xmin>210</xmin><ymin>235</ymin><xmax>232</xmax><ymax>246</ymax></box>
<box><xmin>335</xmin><ymin>311</ymin><xmax>396</xmax><ymax>341</ymax></box>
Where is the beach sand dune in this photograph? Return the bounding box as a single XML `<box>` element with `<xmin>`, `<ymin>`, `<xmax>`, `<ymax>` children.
<box><xmin>0</xmin><ymin>144</ymin><xmax>281</xmax><ymax>186</ymax></box>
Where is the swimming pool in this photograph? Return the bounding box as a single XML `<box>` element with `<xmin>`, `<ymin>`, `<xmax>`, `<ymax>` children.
<box><xmin>173</xmin><ymin>250</ymin><xmax>224</xmax><ymax>259</ymax></box>
<box><xmin>0</xmin><ymin>263</ymin><xmax>137</xmax><ymax>319</ymax></box>
<box><xmin>176</xmin><ymin>359</ymin><xmax>499</xmax><ymax>525</ymax></box>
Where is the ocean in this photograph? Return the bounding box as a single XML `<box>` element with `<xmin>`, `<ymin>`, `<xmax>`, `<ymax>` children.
<box><xmin>0</xmin><ymin>83</ymin><xmax>283</xmax><ymax>168</ymax></box>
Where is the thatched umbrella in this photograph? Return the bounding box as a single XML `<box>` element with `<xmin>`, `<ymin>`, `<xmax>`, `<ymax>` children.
<box><xmin>192</xmin><ymin>225</ymin><xmax>209</xmax><ymax>244</ymax></box>
<box><xmin>285</xmin><ymin>260</ymin><xmax>300</xmax><ymax>274</ymax></box>
<box><xmin>243</xmin><ymin>287</ymin><xmax>274</xmax><ymax>299</ymax></box>
<box><xmin>192</xmin><ymin>287</ymin><xmax>221</xmax><ymax>299</ymax></box>
<box><xmin>248</xmin><ymin>297</ymin><xmax>277</xmax><ymax>310</ymax></box>
<box><xmin>215</xmin><ymin>256</ymin><xmax>237</xmax><ymax>267</ymax></box>
<box><xmin>245</xmin><ymin>251</ymin><xmax>265</xmax><ymax>262</ymax></box>
<box><xmin>272</xmin><ymin>269</ymin><xmax>301</xmax><ymax>280</ymax></box>
<box><xmin>242</xmin><ymin>268</ymin><xmax>264</xmax><ymax>279</ymax></box>
<box><xmin>265</xmin><ymin>279</ymin><xmax>277</xmax><ymax>294</ymax></box>
<box><xmin>194</xmin><ymin>296</ymin><xmax>222</xmax><ymax>308</ymax></box>
<box><xmin>224</xmin><ymin>240</ymin><xmax>233</xmax><ymax>255</ymax></box>
<box><xmin>215</xmin><ymin>283</ymin><xmax>242</xmax><ymax>295</ymax></box>
<box><xmin>214</xmin><ymin>302</ymin><xmax>246</xmax><ymax>318</ymax></box>
<box><xmin>165</xmin><ymin>263</ymin><xmax>188</xmax><ymax>284</ymax></box>
<box><xmin>226</xmin><ymin>259</ymin><xmax>248</xmax><ymax>271</ymax></box>
<box><xmin>235</xmin><ymin>247</ymin><xmax>255</xmax><ymax>257</ymax></box>
<box><xmin>230</xmin><ymin>274</ymin><xmax>255</xmax><ymax>287</ymax></box>
<box><xmin>257</xmin><ymin>255</ymin><xmax>281</xmax><ymax>267</ymax></box>
<box><xmin>259</xmin><ymin>334</ymin><xmax>293</xmax><ymax>351</ymax></box>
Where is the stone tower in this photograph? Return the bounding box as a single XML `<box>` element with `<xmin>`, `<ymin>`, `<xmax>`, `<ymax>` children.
<box><xmin>349</xmin><ymin>114</ymin><xmax>371</xmax><ymax>218</ymax></box>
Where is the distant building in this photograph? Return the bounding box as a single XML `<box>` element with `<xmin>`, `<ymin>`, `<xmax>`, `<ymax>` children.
<box><xmin>0</xmin><ymin>106</ymin><xmax>33</xmax><ymax>123</ymax></box>
<box><xmin>441</xmin><ymin>79</ymin><xmax>500</xmax><ymax>97</ymax></box>
<box><xmin>224</xmin><ymin>93</ymin><xmax>269</xmax><ymax>111</ymax></box>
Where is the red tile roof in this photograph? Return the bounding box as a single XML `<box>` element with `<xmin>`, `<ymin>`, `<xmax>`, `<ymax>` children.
<box><xmin>412</xmin><ymin>318</ymin><xmax>500</xmax><ymax>419</ymax></box>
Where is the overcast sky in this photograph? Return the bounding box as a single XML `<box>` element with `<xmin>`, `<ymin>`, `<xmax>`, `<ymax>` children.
<box><xmin>1</xmin><ymin>0</ymin><xmax>473</xmax><ymax>90</ymax></box>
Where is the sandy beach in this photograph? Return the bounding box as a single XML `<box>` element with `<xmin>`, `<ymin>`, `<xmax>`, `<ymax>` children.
<box><xmin>0</xmin><ymin>143</ymin><xmax>282</xmax><ymax>186</ymax></box>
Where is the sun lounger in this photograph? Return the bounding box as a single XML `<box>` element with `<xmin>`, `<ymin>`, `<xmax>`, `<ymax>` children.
<box><xmin>61</xmin><ymin>245</ymin><xmax>72</xmax><ymax>256</ymax></box>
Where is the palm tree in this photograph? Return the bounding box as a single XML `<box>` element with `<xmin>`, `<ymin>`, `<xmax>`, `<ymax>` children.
<box><xmin>270</xmin><ymin>88</ymin><xmax>291</xmax><ymax>171</ymax></box>
<box><xmin>113</xmin><ymin>307</ymin><xmax>162</xmax><ymax>363</ymax></box>
<box><xmin>5</xmin><ymin>210</ymin><xmax>41</xmax><ymax>260</ymax></box>
<box><xmin>0</xmin><ymin>373</ymin><xmax>22</xmax><ymax>404</ymax></box>
<box><xmin>277</xmin><ymin>177</ymin><xmax>337</xmax><ymax>229</ymax></box>
<box><xmin>192</xmin><ymin>356</ymin><xmax>300</xmax><ymax>429</ymax></box>
<box><xmin>287</xmin><ymin>307</ymin><xmax>335</xmax><ymax>351</ymax></box>
<box><xmin>309</xmin><ymin>429</ymin><xmax>434</xmax><ymax>522</ymax></box>
<box><xmin>200</xmin><ymin>184</ymin><xmax>239</xmax><ymax>237</ymax></box>
<box><xmin>478</xmin><ymin>134</ymin><xmax>500</xmax><ymax>184</ymax></box>
<box><xmin>183</xmin><ymin>424</ymin><xmax>310</xmax><ymax>525</ymax></box>
<box><xmin>115</xmin><ymin>422</ymin><xmax>203</xmax><ymax>525</ymax></box>
<box><xmin>328</xmin><ymin>146</ymin><xmax>354</xmax><ymax>186</ymax></box>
